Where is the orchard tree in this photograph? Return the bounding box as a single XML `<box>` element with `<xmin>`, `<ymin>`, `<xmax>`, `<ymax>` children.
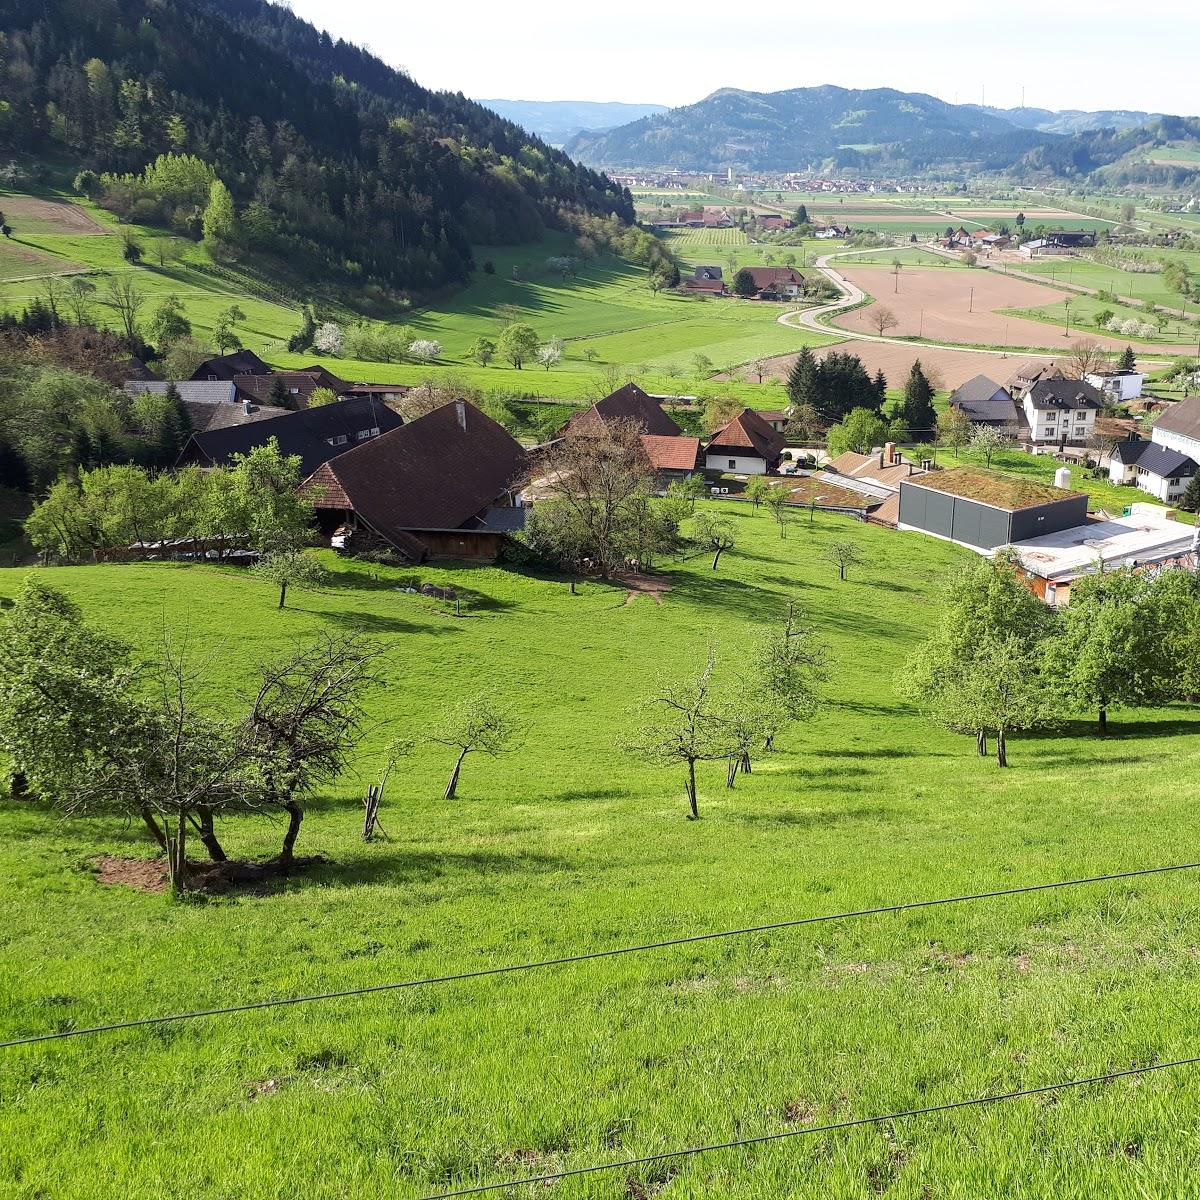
<box><xmin>937</xmin><ymin>408</ymin><xmax>972</xmax><ymax>458</ymax></box>
<box><xmin>752</xmin><ymin>598</ymin><xmax>829</xmax><ymax>752</ymax></box>
<box><xmin>624</xmin><ymin>651</ymin><xmax>727</xmax><ymax>819</ymax></box>
<box><xmin>429</xmin><ymin>692</ymin><xmax>523</xmax><ymax>799</ymax></box>
<box><xmin>102</xmin><ymin>276</ymin><xmax>146</xmax><ymax>348</ymax></box>
<box><xmin>902</xmin><ymin>554</ymin><xmax>1052</xmax><ymax>759</ymax></box>
<box><xmin>537</xmin><ymin>338</ymin><xmax>565</xmax><ymax>371</ymax></box>
<box><xmin>827</xmin><ymin>407</ymin><xmax>887</xmax><ymax>456</ymax></box>
<box><xmin>497</xmin><ymin>322</ymin><xmax>539</xmax><ymax>369</ymax></box>
<box><xmin>213</xmin><ymin>304</ymin><xmax>246</xmax><ymax>354</ymax></box>
<box><xmin>469</xmin><ymin>337</ymin><xmax>496</xmax><ymax>367</ymax></box>
<box><xmin>148</xmin><ymin>294</ymin><xmax>191</xmax><ymax>348</ymax></box>
<box><xmin>823</xmin><ymin>539</ymin><xmax>864</xmax><ymax>581</ymax></box>
<box><xmin>968</xmin><ymin>423</ymin><xmax>1012</xmax><ymax>468</ymax></box>
<box><xmin>763</xmin><ymin>484</ymin><xmax>791</xmax><ymax>539</ymax></box>
<box><xmin>1045</xmin><ymin>568</ymin><xmax>1169</xmax><ymax>736</ymax></box>
<box><xmin>253</xmin><ymin>548</ymin><xmax>328</xmax><ymax>609</ymax></box>
<box><xmin>694</xmin><ymin>512</ymin><xmax>736</xmax><ymax>570</ymax></box>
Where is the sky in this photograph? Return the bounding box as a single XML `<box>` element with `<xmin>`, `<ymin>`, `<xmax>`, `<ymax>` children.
<box><xmin>285</xmin><ymin>0</ymin><xmax>1198</xmax><ymax>116</ymax></box>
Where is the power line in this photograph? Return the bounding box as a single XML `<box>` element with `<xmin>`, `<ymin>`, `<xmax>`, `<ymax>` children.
<box><xmin>416</xmin><ymin>1056</ymin><xmax>1200</xmax><ymax>1198</ymax></box>
<box><xmin>2</xmin><ymin>860</ymin><xmax>1196</xmax><ymax>1051</ymax></box>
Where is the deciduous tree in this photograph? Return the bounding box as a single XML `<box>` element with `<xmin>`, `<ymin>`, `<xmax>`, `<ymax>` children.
<box><xmin>429</xmin><ymin>692</ymin><xmax>523</xmax><ymax>799</ymax></box>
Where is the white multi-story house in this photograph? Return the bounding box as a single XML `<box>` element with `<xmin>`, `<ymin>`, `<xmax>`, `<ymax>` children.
<box><xmin>1108</xmin><ymin>438</ymin><xmax>1198</xmax><ymax>503</ymax></box>
<box><xmin>1150</xmin><ymin>396</ymin><xmax>1200</xmax><ymax>462</ymax></box>
<box><xmin>1085</xmin><ymin>369</ymin><xmax>1146</xmax><ymax>403</ymax></box>
<box><xmin>1020</xmin><ymin>379</ymin><xmax>1102</xmax><ymax>447</ymax></box>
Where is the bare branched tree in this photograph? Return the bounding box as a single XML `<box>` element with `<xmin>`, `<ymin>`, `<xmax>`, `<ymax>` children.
<box><xmin>240</xmin><ymin>635</ymin><xmax>387</xmax><ymax>862</ymax></box>
<box><xmin>429</xmin><ymin>693</ymin><xmax>523</xmax><ymax>799</ymax></box>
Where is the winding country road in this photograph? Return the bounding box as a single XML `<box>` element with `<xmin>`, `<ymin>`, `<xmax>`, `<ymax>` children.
<box><xmin>778</xmin><ymin>246</ymin><xmax>1060</xmax><ymax>363</ymax></box>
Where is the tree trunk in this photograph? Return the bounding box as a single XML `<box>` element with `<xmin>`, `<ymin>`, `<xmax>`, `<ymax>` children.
<box><xmin>278</xmin><ymin>581</ymin><xmax>287</xmax><ymax>609</ymax></box>
<box><xmin>569</xmin><ymin>579</ymin><xmax>577</xmax><ymax>595</ymax></box>
<box><xmin>195</xmin><ymin>806</ymin><xmax>227</xmax><ymax>862</ymax></box>
<box><xmin>725</xmin><ymin>757</ymin><xmax>737</xmax><ymax>789</ymax></box>
<box><xmin>279</xmin><ymin>800</ymin><xmax>304</xmax><ymax>863</ymax></box>
<box><xmin>996</xmin><ymin>728</ymin><xmax>1008</xmax><ymax>768</ymax></box>
<box><xmin>686</xmin><ymin>759</ymin><xmax>698</xmax><ymax>820</ymax></box>
<box><xmin>166</xmin><ymin>811</ymin><xmax>187</xmax><ymax>895</ymax></box>
<box><xmin>141</xmin><ymin>807</ymin><xmax>168</xmax><ymax>853</ymax></box>
<box><xmin>711</xmin><ymin>549</ymin><xmax>722</xmax><ymax>571</ymax></box>
<box><xmin>763</xmin><ymin>733</ymin><xmax>775</xmax><ymax>752</ymax></box>
<box><xmin>1098</xmin><ymin>702</ymin><xmax>1108</xmax><ymax>737</ymax></box>
<box><xmin>740</xmin><ymin>751</ymin><xmax>751</xmax><ymax>774</ymax></box>
<box><xmin>976</xmin><ymin>729</ymin><xmax>988</xmax><ymax>757</ymax></box>
<box><xmin>444</xmin><ymin>749</ymin><xmax>467</xmax><ymax>800</ymax></box>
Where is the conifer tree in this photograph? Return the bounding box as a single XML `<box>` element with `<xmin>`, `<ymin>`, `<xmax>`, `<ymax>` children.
<box><xmin>902</xmin><ymin>360</ymin><xmax>937</xmax><ymax>442</ymax></box>
<box><xmin>785</xmin><ymin>346</ymin><xmax>819</xmax><ymax>408</ymax></box>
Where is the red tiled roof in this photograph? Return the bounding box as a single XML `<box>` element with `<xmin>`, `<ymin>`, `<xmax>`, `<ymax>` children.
<box><xmin>708</xmin><ymin>409</ymin><xmax>786</xmax><ymax>462</ymax></box>
<box><xmin>742</xmin><ymin>267</ymin><xmax>805</xmax><ymax>289</ymax></box>
<box><xmin>640</xmin><ymin>434</ymin><xmax>701</xmax><ymax>471</ymax></box>
<box><xmin>303</xmin><ymin>463</ymin><xmax>351</xmax><ymax>509</ymax></box>
<box><xmin>683</xmin><ymin>278</ymin><xmax>725</xmax><ymax>293</ymax></box>
<box><xmin>301</xmin><ymin>401</ymin><xmax>527</xmax><ymax>547</ymax></box>
<box><xmin>563</xmin><ymin>383</ymin><xmax>682</xmax><ymax>438</ymax></box>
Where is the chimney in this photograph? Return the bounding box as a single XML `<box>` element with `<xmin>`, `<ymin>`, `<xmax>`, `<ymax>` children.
<box><xmin>243</xmin><ymin>399</ymin><xmax>252</xmax><ymax>415</ymax></box>
<box><xmin>455</xmin><ymin>400</ymin><xmax>467</xmax><ymax>431</ymax></box>
<box><xmin>1053</xmin><ymin>466</ymin><xmax>1072</xmax><ymax>489</ymax></box>
<box><xmin>883</xmin><ymin>441</ymin><xmax>897</xmax><ymax>465</ymax></box>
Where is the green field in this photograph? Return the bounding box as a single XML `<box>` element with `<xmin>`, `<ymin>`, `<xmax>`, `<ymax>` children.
<box><xmin>1015</xmin><ymin>250</ymin><xmax>1200</xmax><ymax>320</ymax></box>
<box><xmin>0</xmin><ymin>188</ymin><xmax>836</xmax><ymax>405</ymax></box>
<box><xmin>4</xmin><ymin>506</ymin><xmax>1200</xmax><ymax>1198</ymax></box>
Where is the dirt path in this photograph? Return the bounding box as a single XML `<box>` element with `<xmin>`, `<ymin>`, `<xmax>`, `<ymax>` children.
<box><xmin>620</xmin><ymin>572</ymin><xmax>671</xmax><ymax>606</ymax></box>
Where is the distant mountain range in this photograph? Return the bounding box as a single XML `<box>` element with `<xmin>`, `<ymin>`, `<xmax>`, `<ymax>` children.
<box><xmin>970</xmin><ymin>106</ymin><xmax>1173</xmax><ymax>135</ymax></box>
<box><xmin>477</xmin><ymin>100</ymin><xmax>668</xmax><ymax>146</ymax></box>
<box><xmin>556</xmin><ymin>85</ymin><xmax>1200</xmax><ymax>181</ymax></box>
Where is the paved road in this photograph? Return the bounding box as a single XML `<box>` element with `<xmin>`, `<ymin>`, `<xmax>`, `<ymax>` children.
<box><xmin>778</xmin><ymin>247</ymin><xmax>1063</xmax><ymax>363</ymax></box>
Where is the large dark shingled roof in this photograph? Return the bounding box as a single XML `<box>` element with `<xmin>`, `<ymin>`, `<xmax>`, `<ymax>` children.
<box><xmin>303</xmin><ymin>401</ymin><xmax>528</xmax><ymax>543</ymax></box>
<box><xmin>563</xmin><ymin>383</ymin><xmax>682</xmax><ymax>438</ymax></box>
<box><xmin>178</xmin><ymin>395</ymin><xmax>403</xmax><ymax>476</ymax></box>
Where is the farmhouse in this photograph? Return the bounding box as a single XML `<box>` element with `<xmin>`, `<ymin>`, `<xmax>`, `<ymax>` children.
<box><xmin>190</xmin><ymin>349</ymin><xmax>271</xmax><ymax>381</ymax></box>
<box><xmin>1085</xmin><ymin>368</ymin><xmax>1146</xmax><ymax>403</ymax></box>
<box><xmin>1007</xmin><ymin>360</ymin><xmax>1065</xmax><ymax>400</ymax></box>
<box><xmin>824</xmin><ymin>444</ymin><xmax>931</xmax><ymax>526</ymax></box>
<box><xmin>177</xmin><ymin>394</ymin><xmax>404</xmax><ymax>475</ymax></box>
<box><xmin>561</xmin><ymin>382</ymin><xmax>683</xmax><ymax>438</ymax></box>
<box><xmin>683</xmin><ymin>265</ymin><xmax>727</xmax><ymax>295</ymax></box>
<box><xmin>1010</xmin><ymin>505</ymin><xmax>1198</xmax><ymax>606</ymax></box>
<box><xmin>948</xmin><ymin>375</ymin><xmax>1021</xmax><ymax>428</ymax></box>
<box><xmin>232</xmin><ymin>367</ymin><xmax>351</xmax><ymax>409</ymax></box>
<box><xmin>1146</xmin><ymin>395</ymin><xmax>1200</xmax><ymax>462</ymax></box>
<box><xmin>898</xmin><ymin>468</ymin><xmax>1088</xmax><ymax>551</ymax></box>
<box><xmin>640</xmin><ymin>434</ymin><xmax>702</xmax><ymax>489</ymax></box>
<box><xmin>1018</xmin><ymin>231</ymin><xmax>1096</xmax><ymax>258</ymax></box>
<box><xmin>1021</xmin><ymin>378</ymin><xmax>1102</xmax><ymax>446</ymax></box>
<box><xmin>1107</xmin><ymin>437</ymin><xmax>1198</xmax><ymax>503</ymax></box>
<box><xmin>124</xmin><ymin>379</ymin><xmax>287</xmax><ymax>434</ymax></box>
<box><xmin>302</xmin><ymin>401</ymin><xmax>527</xmax><ymax>562</ymax></box>
<box><xmin>739</xmin><ymin>266</ymin><xmax>806</xmax><ymax>300</ymax></box>
<box><xmin>705</xmin><ymin>409</ymin><xmax>785</xmax><ymax>475</ymax></box>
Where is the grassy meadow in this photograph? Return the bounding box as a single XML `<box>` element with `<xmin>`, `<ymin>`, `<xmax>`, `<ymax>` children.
<box><xmin>3</xmin><ymin>506</ymin><xmax>1200</xmax><ymax>1198</ymax></box>
<box><xmin>0</xmin><ymin>187</ymin><xmax>836</xmax><ymax>407</ymax></box>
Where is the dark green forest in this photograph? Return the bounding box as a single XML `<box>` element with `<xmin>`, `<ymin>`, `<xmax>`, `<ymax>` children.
<box><xmin>0</xmin><ymin>0</ymin><xmax>634</xmax><ymax>294</ymax></box>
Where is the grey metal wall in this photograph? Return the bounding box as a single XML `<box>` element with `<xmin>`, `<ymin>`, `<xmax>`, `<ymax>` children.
<box><xmin>1009</xmin><ymin>495</ymin><xmax>1088</xmax><ymax>542</ymax></box>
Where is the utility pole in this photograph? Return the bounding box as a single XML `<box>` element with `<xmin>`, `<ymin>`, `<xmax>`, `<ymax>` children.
<box><xmin>968</xmin><ymin>287</ymin><xmax>974</xmax><ymax>313</ymax></box>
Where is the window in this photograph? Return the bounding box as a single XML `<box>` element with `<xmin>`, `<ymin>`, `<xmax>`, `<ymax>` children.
<box><xmin>728</xmin><ymin>459</ymin><xmax>737</xmax><ymax>469</ymax></box>
<box><xmin>356</xmin><ymin>429</ymin><xmax>371</xmax><ymax>440</ymax></box>
<box><xmin>326</xmin><ymin>434</ymin><xmax>348</xmax><ymax>446</ymax></box>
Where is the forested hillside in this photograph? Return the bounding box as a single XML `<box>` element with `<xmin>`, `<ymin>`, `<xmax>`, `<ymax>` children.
<box><xmin>565</xmin><ymin>85</ymin><xmax>1049</xmax><ymax>172</ymax></box>
<box><xmin>0</xmin><ymin>0</ymin><xmax>633</xmax><ymax>295</ymax></box>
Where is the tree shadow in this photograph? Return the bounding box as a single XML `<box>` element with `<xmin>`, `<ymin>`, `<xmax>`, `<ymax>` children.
<box><xmin>314</xmin><ymin>609</ymin><xmax>438</xmax><ymax>636</ymax></box>
<box><xmin>737</xmin><ymin>804</ymin><xmax>896</xmax><ymax>829</ymax></box>
<box><xmin>552</xmin><ymin>787</ymin><xmax>628</xmax><ymax>802</ymax></box>
<box><xmin>312</xmin><ymin>848</ymin><xmax>572</xmax><ymax>888</ymax></box>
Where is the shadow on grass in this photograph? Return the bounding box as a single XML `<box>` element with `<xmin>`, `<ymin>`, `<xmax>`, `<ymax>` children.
<box><xmin>552</xmin><ymin>787</ymin><xmax>628</xmax><ymax>802</ymax></box>
<box><xmin>315</xmin><ymin>609</ymin><xmax>446</xmax><ymax>636</ymax></box>
<box><xmin>314</xmin><ymin>848</ymin><xmax>571</xmax><ymax>887</ymax></box>
<box><xmin>738</xmin><ymin>804</ymin><xmax>895</xmax><ymax>828</ymax></box>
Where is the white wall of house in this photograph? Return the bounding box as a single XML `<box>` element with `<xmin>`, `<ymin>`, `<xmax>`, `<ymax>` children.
<box><xmin>706</xmin><ymin>452</ymin><xmax>767</xmax><ymax>475</ymax></box>
<box><xmin>1086</xmin><ymin>371</ymin><xmax>1144</xmax><ymax>401</ymax></box>
<box><xmin>1111</xmin><ymin>447</ymin><xmax>1197</xmax><ymax>502</ymax></box>
<box><xmin>1151</xmin><ymin>425</ymin><xmax>1200</xmax><ymax>461</ymax></box>
<box><xmin>1021</xmin><ymin>396</ymin><xmax>1095</xmax><ymax>443</ymax></box>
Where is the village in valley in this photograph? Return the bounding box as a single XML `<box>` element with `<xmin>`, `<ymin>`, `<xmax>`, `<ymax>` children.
<box><xmin>4</xmin><ymin>3</ymin><xmax>1200</xmax><ymax>1197</ymax></box>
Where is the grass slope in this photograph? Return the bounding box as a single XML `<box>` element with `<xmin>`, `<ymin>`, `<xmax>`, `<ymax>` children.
<box><xmin>0</xmin><ymin>186</ymin><xmax>834</xmax><ymax>407</ymax></box>
<box><xmin>3</xmin><ymin>508</ymin><xmax>1200</xmax><ymax>1198</ymax></box>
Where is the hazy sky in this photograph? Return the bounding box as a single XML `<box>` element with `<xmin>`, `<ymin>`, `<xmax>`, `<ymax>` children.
<box><xmin>285</xmin><ymin>0</ymin><xmax>1197</xmax><ymax>116</ymax></box>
